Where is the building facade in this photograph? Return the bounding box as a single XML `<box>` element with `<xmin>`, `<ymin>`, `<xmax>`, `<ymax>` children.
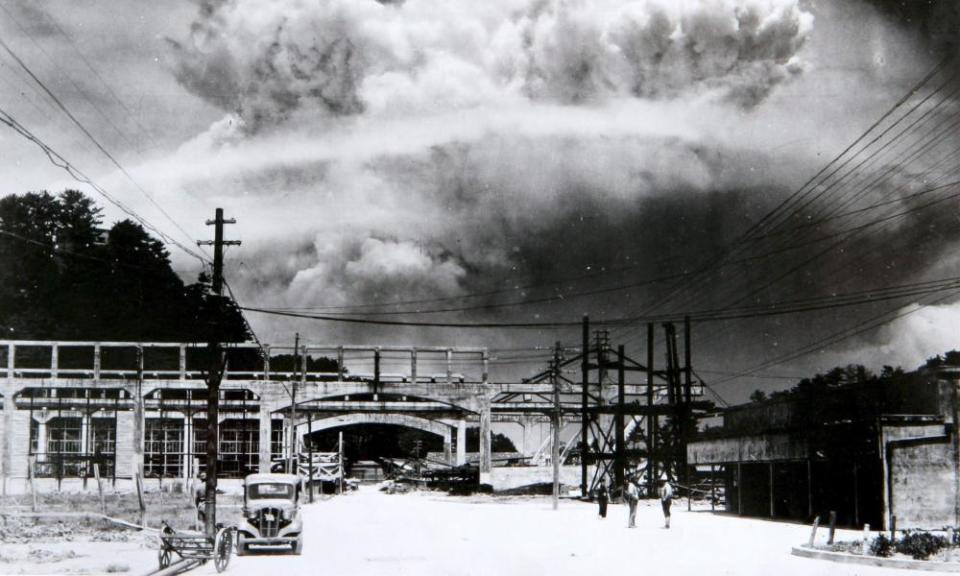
<box><xmin>688</xmin><ymin>366</ymin><xmax>960</xmax><ymax>530</ymax></box>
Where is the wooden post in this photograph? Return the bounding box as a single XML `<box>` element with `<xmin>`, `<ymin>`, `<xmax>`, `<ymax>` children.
<box><xmin>737</xmin><ymin>462</ymin><xmax>743</xmax><ymax>515</ymax></box>
<box><xmin>647</xmin><ymin>323</ymin><xmax>655</xmax><ymax>496</ymax></box>
<box><xmin>807</xmin><ymin>459</ymin><xmax>813</xmax><ymax>518</ymax></box>
<box><xmin>769</xmin><ymin>462</ymin><xmax>775</xmax><ymax>518</ymax></box>
<box><xmin>28</xmin><ymin>455</ymin><xmax>37</xmax><ymax>512</ymax></box>
<box><xmin>615</xmin><ymin>345</ymin><xmax>625</xmax><ymax>491</ymax></box>
<box><xmin>94</xmin><ymin>463</ymin><xmax>105</xmax><ymax>515</ymax></box>
<box><xmin>711</xmin><ymin>465</ymin><xmax>716</xmax><ymax>512</ymax></box>
<box><xmin>828</xmin><ymin>510</ymin><xmax>837</xmax><ymax>545</ymax></box>
<box><xmin>338</xmin><ymin>431</ymin><xmax>343</xmax><ymax>495</ymax></box>
<box><xmin>551</xmin><ymin>342</ymin><xmax>561</xmax><ymax>511</ymax></box>
<box><xmin>308</xmin><ymin>412</ymin><xmax>314</xmax><ymax>503</ymax></box>
<box><xmin>853</xmin><ymin>460</ymin><xmax>860</xmax><ymax>528</ymax></box>
<box><xmin>135</xmin><ymin>472</ymin><xmax>146</xmax><ymax>528</ymax></box>
<box><xmin>580</xmin><ymin>315</ymin><xmax>589</xmax><ymax>498</ymax></box>
<box><xmin>862</xmin><ymin>523</ymin><xmax>871</xmax><ymax>554</ymax></box>
<box><xmin>808</xmin><ymin>515</ymin><xmax>820</xmax><ymax>547</ymax></box>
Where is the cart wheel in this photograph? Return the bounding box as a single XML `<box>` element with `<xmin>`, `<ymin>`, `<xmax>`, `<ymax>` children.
<box><xmin>158</xmin><ymin>548</ymin><xmax>171</xmax><ymax>569</ymax></box>
<box><xmin>214</xmin><ymin>528</ymin><xmax>232</xmax><ymax>573</ymax></box>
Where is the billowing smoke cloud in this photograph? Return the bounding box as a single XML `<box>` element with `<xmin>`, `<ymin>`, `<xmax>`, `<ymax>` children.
<box><xmin>170</xmin><ymin>0</ymin><xmax>812</xmax><ymax>130</ymax></box>
<box><xmin>135</xmin><ymin>0</ymin><xmax>960</xmax><ymax>391</ymax></box>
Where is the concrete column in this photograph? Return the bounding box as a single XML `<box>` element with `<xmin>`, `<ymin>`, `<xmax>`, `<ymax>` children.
<box><xmin>443</xmin><ymin>427</ymin><xmax>453</xmax><ymax>466</ymax></box>
<box><xmin>93</xmin><ymin>344</ymin><xmax>101</xmax><ymax>381</ymax></box>
<box><xmin>80</xmin><ymin>414</ymin><xmax>89</xmax><ymax>456</ymax></box>
<box><xmin>445</xmin><ymin>349</ymin><xmax>453</xmax><ymax>385</ymax></box>
<box><xmin>410</xmin><ymin>349</ymin><xmax>417</xmax><ymax>384</ymax></box>
<box><xmin>2</xmin><ymin>343</ymin><xmax>15</xmax><ymax>494</ymax></box>
<box><xmin>131</xmin><ymin>385</ymin><xmax>144</xmax><ymax>481</ymax></box>
<box><xmin>258</xmin><ymin>403</ymin><xmax>272</xmax><ymax>473</ymax></box>
<box><xmin>179</xmin><ymin>346</ymin><xmax>187</xmax><ymax>381</ymax></box>
<box><xmin>479</xmin><ymin>399</ymin><xmax>492</xmax><ymax>483</ymax></box>
<box><xmin>50</xmin><ymin>343</ymin><xmax>58</xmax><ymax>379</ymax></box>
<box><xmin>520</xmin><ymin>417</ymin><xmax>532</xmax><ymax>456</ymax></box>
<box><xmin>36</xmin><ymin>419</ymin><xmax>48</xmax><ymax>457</ymax></box>
<box><xmin>182</xmin><ymin>414</ymin><xmax>192</xmax><ymax>483</ymax></box>
<box><xmin>456</xmin><ymin>419</ymin><xmax>466</xmax><ymax>466</ymax></box>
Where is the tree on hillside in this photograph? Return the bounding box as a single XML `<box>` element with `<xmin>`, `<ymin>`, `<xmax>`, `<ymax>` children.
<box><xmin>0</xmin><ymin>189</ymin><xmax>249</xmax><ymax>342</ymax></box>
<box><xmin>466</xmin><ymin>428</ymin><xmax>518</xmax><ymax>453</ymax></box>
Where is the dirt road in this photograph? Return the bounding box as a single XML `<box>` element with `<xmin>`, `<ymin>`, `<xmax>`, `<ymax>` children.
<box><xmin>188</xmin><ymin>486</ymin><xmax>910</xmax><ymax>576</ymax></box>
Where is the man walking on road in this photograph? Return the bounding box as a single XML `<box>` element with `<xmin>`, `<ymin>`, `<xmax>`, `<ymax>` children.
<box><xmin>596</xmin><ymin>483</ymin><xmax>609</xmax><ymax>519</ymax></box>
<box><xmin>659</xmin><ymin>476</ymin><xmax>673</xmax><ymax>529</ymax></box>
<box><xmin>624</xmin><ymin>476</ymin><xmax>639</xmax><ymax>528</ymax></box>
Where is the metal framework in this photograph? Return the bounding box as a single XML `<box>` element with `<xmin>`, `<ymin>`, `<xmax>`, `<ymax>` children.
<box><xmin>505</xmin><ymin>316</ymin><xmax>712</xmax><ymax>498</ymax></box>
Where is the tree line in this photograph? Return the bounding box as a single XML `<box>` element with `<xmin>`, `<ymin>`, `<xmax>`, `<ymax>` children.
<box><xmin>0</xmin><ymin>189</ymin><xmax>249</xmax><ymax>342</ymax></box>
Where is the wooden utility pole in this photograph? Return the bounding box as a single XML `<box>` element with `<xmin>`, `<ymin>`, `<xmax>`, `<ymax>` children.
<box><xmin>197</xmin><ymin>208</ymin><xmax>240</xmax><ymax>537</ymax></box>
<box><xmin>288</xmin><ymin>334</ymin><xmax>300</xmax><ymax>475</ymax></box>
<box><xmin>580</xmin><ymin>315</ymin><xmax>589</xmax><ymax>498</ymax></box>
<box><xmin>551</xmin><ymin>341</ymin><xmax>562</xmax><ymax>510</ymax></box>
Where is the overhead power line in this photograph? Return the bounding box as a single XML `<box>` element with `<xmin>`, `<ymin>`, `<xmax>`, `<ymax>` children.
<box><xmin>0</xmin><ymin>34</ymin><xmax>208</xmax><ymax>263</ymax></box>
<box><xmin>0</xmin><ymin>106</ymin><xmax>209</xmax><ymax>264</ymax></box>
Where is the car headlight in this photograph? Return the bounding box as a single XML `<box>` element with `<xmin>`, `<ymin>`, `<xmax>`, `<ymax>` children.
<box><xmin>245</xmin><ymin>510</ymin><xmax>256</xmax><ymax>520</ymax></box>
<box><xmin>282</xmin><ymin>508</ymin><xmax>293</xmax><ymax>521</ymax></box>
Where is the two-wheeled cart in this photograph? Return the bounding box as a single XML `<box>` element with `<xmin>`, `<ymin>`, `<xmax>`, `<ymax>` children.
<box><xmin>157</xmin><ymin>521</ymin><xmax>234</xmax><ymax>573</ymax></box>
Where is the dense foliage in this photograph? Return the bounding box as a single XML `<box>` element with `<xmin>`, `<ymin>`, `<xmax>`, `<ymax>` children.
<box><xmin>895</xmin><ymin>531</ymin><xmax>950</xmax><ymax>560</ymax></box>
<box><xmin>0</xmin><ymin>190</ymin><xmax>249</xmax><ymax>342</ymax></box>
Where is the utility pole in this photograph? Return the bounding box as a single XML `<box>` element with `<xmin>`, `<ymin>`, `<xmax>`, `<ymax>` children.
<box><xmin>580</xmin><ymin>315</ymin><xmax>589</xmax><ymax>498</ymax></box>
<box><xmin>288</xmin><ymin>334</ymin><xmax>300</xmax><ymax>475</ymax></box>
<box><xmin>551</xmin><ymin>341</ymin><xmax>562</xmax><ymax>510</ymax></box>
<box><xmin>197</xmin><ymin>208</ymin><xmax>239</xmax><ymax>537</ymax></box>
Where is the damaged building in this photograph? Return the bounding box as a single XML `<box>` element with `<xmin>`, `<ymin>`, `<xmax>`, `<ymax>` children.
<box><xmin>688</xmin><ymin>364</ymin><xmax>960</xmax><ymax>530</ymax></box>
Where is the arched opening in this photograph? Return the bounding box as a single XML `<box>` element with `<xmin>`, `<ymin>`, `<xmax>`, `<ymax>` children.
<box><xmin>300</xmin><ymin>415</ymin><xmax>453</xmax><ymax>482</ymax></box>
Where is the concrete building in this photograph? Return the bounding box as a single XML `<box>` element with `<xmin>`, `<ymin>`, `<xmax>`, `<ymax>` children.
<box><xmin>688</xmin><ymin>365</ymin><xmax>960</xmax><ymax>530</ymax></box>
<box><xmin>0</xmin><ymin>340</ymin><xmax>586</xmax><ymax>493</ymax></box>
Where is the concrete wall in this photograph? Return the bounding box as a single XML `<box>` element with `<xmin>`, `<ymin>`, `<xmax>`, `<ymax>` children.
<box><xmin>688</xmin><ymin>433</ymin><xmax>807</xmax><ymax>465</ymax></box>
<box><xmin>8</xmin><ymin>409</ymin><xmax>30</xmax><ymax>478</ymax></box>
<box><xmin>114</xmin><ymin>411</ymin><xmax>136</xmax><ymax>479</ymax></box>
<box><xmin>889</xmin><ymin>440</ymin><xmax>955</xmax><ymax>529</ymax></box>
<box><xmin>489</xmin><ymin>465</ymin><xmax>584</xmax><ymax>491</ymax></box>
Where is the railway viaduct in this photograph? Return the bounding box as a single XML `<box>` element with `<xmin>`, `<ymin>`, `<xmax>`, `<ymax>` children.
<box><xmin>0</xmin><ymin>340</ymin><xmax>576</xmax><ymax>491</ymax></box>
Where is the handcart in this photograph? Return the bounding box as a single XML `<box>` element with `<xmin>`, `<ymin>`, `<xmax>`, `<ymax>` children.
<box><xmin>157</xmin><ymin>520</ymin><xmax>234</xmax><ymax>573</ymax></box>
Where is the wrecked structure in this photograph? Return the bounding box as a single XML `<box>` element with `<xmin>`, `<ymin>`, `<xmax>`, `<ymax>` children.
<box><xmin>688</xmin><ymin>364</ymin><xmax>960</xmax><ymax>530</ymax></box>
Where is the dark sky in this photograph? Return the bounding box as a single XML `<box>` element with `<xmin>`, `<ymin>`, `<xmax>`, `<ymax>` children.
<box><xmin>1</xmin><ymin>0</ymin><xmax>959</xmax><ymax>403</ymax></box>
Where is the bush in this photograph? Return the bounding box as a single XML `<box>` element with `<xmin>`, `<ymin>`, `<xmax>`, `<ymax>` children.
<box><xmin>870</xmin><ymin>534</ymin><xmax>894</xmax><ymax>558</ymax></box>
<box><xmin>895</xmin><ymin>531</ymin><xmax>949</xmax><ymax>560</ymax></box>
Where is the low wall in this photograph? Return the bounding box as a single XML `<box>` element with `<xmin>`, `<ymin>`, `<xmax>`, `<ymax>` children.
<box><xmin>489</xmin><ymin>465</ymin><xmax>585</xmax><ymax>491</ymax></box>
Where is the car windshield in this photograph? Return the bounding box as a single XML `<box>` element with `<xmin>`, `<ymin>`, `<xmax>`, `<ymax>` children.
<box><xmin>248</xmin><ymin>483</ymin><xmax>294</xmax><ymax>499</ymax></box>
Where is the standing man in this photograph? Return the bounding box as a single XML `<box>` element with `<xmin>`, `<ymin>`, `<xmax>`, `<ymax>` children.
<box><xmin>659</xmin><ymin>475</ymin><xmax>673</xmax><ymax>529</ymax></box>
<box><xmin>624</xmin><ymin>476</ymin><xmax>639</xmax><ymax>528</ymax></box>
<box><xmin>193</xmin><ymin>471</ymin><xmax>207</xmax><ymax>530</ymax></box>
<box><xmin>596</xmin><ymin>483</ymin><xmax>609</xmax><ymax>519</ymax></box>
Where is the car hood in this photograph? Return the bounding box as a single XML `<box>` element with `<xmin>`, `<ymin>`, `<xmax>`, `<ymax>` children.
<box><xmin>245</xmin><ymin>499</ymin><xmax>296</xmax><ymax>512</ymax></box>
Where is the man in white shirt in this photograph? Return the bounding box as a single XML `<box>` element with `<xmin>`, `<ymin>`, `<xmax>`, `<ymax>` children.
<box><xmin>624</xmin><ymin>476</ymin><xmax>639</xmax><ymax>528</ymax></box>
<box><xmin>659</xmin><ymin>477</ymin><xmax>673</xmax><ymax>529</ymax></box>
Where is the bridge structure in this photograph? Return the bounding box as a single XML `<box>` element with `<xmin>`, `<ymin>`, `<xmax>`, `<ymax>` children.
<box><xmin>0</xmin><ymin>340</ymin><xmax>581</xmax><ymax>491</ymax></box>
<box><xmin>0</xmin><ymin>324</ymin><xmax>707</xmax><ymax>495</ymax></box>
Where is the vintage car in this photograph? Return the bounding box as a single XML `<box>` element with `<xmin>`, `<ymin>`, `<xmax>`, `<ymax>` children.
<box><xmin>236</xmin><ymin>473</ymin><xmax>304</xmax><ymax>555</ymax></box>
